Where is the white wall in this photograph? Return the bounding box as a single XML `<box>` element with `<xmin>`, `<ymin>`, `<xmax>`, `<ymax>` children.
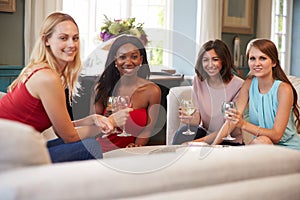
<box><xmin>172</xmin><ymin>0</ymin><xmax>198</xmax><ymax>76</ymax></box>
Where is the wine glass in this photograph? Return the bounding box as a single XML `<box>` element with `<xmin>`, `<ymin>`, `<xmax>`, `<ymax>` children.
<box><xmin>105</xmin><ymin>96</ymin><xmax>114</xmax><ymax>117</ymax></box>
<box><xmin>180</xmin><ymin>99</ymin><xmax>196</xmax><ymax>135</ymax></box>
<box><xmin>221</xmin><ymin>101</ymin><xmax>236</xmax><ymax>141</ymax></box>
<box><xmin>116</xmin><ymin>95</ymin><xmax>132</xmax><ymax>137</ymax></box>
<box><xmin>109</xmin><ymin>96</ymin><xmax>119</xmax><ymax>115</ymax></box>
<box><xmin>102</xmin><ymin>96</ymin><xmax>120</xmax><ymax>138</ymax></box>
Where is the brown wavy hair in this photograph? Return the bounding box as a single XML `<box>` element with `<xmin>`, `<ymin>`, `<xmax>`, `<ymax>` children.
<box><xmin>194</xmin><ymin>39</ymin><xmax>236</xmax><ymax>84</ymax></box>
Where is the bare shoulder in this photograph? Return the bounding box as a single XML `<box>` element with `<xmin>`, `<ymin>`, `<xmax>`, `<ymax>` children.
<box><xmin>146</xmin><ymin>81</ymin><xmax>161</xmax><ymax>95</ymax></box>
<box><xmin>242</xmin><ymin>77</ymin><xmax>253</xmax><ymax>89</ymax></box>
<box><xmin>30</xmin><ymin>67</ymin><xmax>60</xmax><ymax>86</ymax></box>
<box><xmin>26</xmin><ymin>66</ymin><xmax>63</xmax><ymax>97</ymax></box>
<box><xmin>147</xmin><ymin>81</ymin><xmax>160</xmax><ymax>89</ymax></box>
<box><xmin>277</xmin><ymin>81</ymin><xmax>294</xmax><ymax>107</ymax></box>
<box><xmin>139</xmin><ymin>79</ymin><xmax>161</xmax><ymax>93</ymax></box>
<box><xmin>278</xmin><ymin>81</ymin><xmax>293</xmax><ymax>95</ymax></box>
<box><xmin>137</xmin><ymin>79</ymin><xmax>161</xmax><ymax>104</ymax></box>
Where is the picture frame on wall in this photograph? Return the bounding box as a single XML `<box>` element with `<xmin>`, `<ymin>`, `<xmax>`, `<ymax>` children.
<box><xmin>0</xmin><ymin>0</ymin><xmax>16</xmax><ymax>12</ymax></box>
<box><xmin>222</xmin><ymin>0</ymin><xmax>254</xmax><ymax>34</ymax></box>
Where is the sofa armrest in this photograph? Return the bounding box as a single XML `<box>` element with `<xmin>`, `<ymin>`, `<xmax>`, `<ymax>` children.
<box><xmin>41</xmin><ymin>127</ymin><xmax>58</xmax><ymax>141</ymax></box>
<box><xmin>166</xmin><ymin>86</ymin><xmax>192</xmax><ymax>145</ymax></box>
<box><xmin>0</xmin><ymin>119</ymin><xmax>51</xmax><ymax>173</ymax></box>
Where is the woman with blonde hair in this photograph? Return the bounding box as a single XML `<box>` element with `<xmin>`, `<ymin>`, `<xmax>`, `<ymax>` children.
<box><xmin>0</xmin><ymin>12</ymin><xmax>131</xmax><ymax>162</ymax></box>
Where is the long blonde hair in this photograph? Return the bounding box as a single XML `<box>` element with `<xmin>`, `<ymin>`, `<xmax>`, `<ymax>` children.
<box><xmin>9</xmin><ymin>12</ymin><xmax>82</xmax><ymax>103</ymax></box>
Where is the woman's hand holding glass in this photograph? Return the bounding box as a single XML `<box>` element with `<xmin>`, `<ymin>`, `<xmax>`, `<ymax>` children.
<box><xmin>109</xmin><ymin>107</ymin><xmax>132</xmax><ymax>128</ymax></box>
<box><xmin>221</xmin><ymin>101</ymin><xmax>237</xmax><ymax>141</ymax></box>
<box><xmin>224</xmin><ymin>105</ymin><xmax>244</xmax><ymax>128</ymax></box>
<box><xmin>116</xmin><ymin>96</ymin><xmax>132</xmax><ymax>137</ymax></box>
<box><xmin>179</xmin><ymin>99</ymin><xmax>196</xmax><ymax>135</ymax></box>
<box><xmin>92</xmin><ymin>114</ymin><xmax>114</xmax><ymax>134</ymax></box>
<box><xmin>103</xmin><ymin>96</ymin><xmax>132</xmax><ymax>138</ymax></box>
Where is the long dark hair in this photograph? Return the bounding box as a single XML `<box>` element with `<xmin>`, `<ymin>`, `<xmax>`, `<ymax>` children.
<box><xmin>246</xmin><ymin>38</ymin><xmax>300</xmax><ymax>129</ymax></box>
<box><xmin>94</xmin><ymin>34</ymin><xmax>150</xmax><ymax>107</ymax></box>
<box><xmin>195</xmin><ymin>39</ymin><xmax>236</xmax><ymax>83</ymax></box>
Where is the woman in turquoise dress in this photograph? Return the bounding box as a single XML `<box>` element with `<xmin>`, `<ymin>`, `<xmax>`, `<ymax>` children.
<box><xmin>215</xmin><ymin>38</ymin><xmax>300</xmax><ymax>150</ymax></box>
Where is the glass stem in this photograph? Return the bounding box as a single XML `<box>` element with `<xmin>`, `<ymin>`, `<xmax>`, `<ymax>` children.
<box><xmin>227</xmin><ymin>121</ymin><xmax>230</xmax><ymax>137</ymax></box>
<box><xmin>187</xmin><ymin>119</ymin><xmax>191</xmax><ymax>132</ymax></box>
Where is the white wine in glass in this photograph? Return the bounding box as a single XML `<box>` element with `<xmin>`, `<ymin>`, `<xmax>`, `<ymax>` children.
<box><xmin>221</xmin><ymin>101</ymin><xmax>236</xmax><ymax>141</ymax></box>
<box><xmin>116</xmin><ymin>95</ymin><xmax>132</xmax><ymax>137</ymax></box>
<box><xmin>102</xmin><ymin>96</ymin><xmax>120</xmax><ymax>138</ymax></box>
<box><xmin>105</xmin><ymin>96</ymin><xmax>114</xmax><ymax>117</ymax></box>
<box><xmin>180</xmin><ymin>99</ymin><xmax>196</xmax><ymax>135</ymax></box>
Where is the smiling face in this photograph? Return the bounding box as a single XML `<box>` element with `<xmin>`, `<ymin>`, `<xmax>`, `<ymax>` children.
<box><xmin>45</xmin><ymin>20</ymin><xmax>79</xmax><ymax>69</ymax></box>
<box><xmin>202</xmin><ymin>49</ymin><xmax>223</xmax><ymax>78</ymax></box>
<box><xmin>115</xmin><ymin>43</ymin><xmax>143</xmax><ymax>76</ymax></box>
<box><xmin>248</xmin><ymin>46</ymin><xmax>275</xmax><ymax>78</ymax></box>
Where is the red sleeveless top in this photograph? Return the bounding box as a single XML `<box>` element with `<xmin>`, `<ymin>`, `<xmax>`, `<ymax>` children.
<box><xmin>96</xmin><ymin>108</ymin><xmax>147</xmax><ymax>153</ymax></box>
<box><xmin>0</xmin><ymin>67</ymin><xmax>51</xmax><ymax>132</ymax></box>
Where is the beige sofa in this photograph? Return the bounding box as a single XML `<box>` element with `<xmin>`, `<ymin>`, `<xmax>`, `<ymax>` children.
<box><xmin>0</xmin><ymin>118</ymin><xmax>300</xmax><ymax>200</ymax></box>
<box><xmin>166</xmin><ymin>75</ymin><xmax>300</xmax><ymax>145</ymax></box>
<box><xmin>1</xmin><ymin>76</ymin><xmax>300</xmax><ymax>199</ymax></box>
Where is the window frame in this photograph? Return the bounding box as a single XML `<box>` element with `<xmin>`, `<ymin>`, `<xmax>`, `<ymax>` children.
<box><xmin>62</xmin><ymin>0</ymin><xmax>173</xmax><ymax>67</ymax></box>
<box><xmin>271</xmin><ymin>0</ymin><xmax>293</xmax><ymax>74</ymax></box>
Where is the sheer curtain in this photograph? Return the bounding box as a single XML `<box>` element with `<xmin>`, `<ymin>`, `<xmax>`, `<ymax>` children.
<box><xmin>24</xmin><ymin>0</ymin><xmax>62</xmax><ymax>64</ymax></box>
<box><xmin>196</xmin><ymin>0</ymin><xmax>222</xmax><ymax>50</ymax></box>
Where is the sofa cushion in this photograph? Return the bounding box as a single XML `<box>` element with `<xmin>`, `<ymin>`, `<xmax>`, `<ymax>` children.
<box><xmin>124</xmin><ymin>173</ymin><xmax>300</xmax><ymax>200</ymax></box>
<box><xmin>0</xmin><ymin>145</ymin><xmax>299</xmax><ymax>199</ymax></box>
<box><xmin>0</xmin><ymin>119</ymin><xmax>51</xmax><ymax>173</ymax></box>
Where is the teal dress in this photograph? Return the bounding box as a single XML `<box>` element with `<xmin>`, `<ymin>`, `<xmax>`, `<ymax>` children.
<box><xmin>249</xmin><ymin>77</ymin><xmax>300</xmax><ymax>150</ymax></box>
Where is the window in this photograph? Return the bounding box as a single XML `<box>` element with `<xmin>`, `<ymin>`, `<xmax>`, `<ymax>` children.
<box><xmin>62</xmin><ymin>0</ymin><xmax>172</xmax><ymax>67</ymax></box>
<box><xmin>271</xmin><ymin>0</ymin><xmax>293</xmax><ymax>73</ymax></box>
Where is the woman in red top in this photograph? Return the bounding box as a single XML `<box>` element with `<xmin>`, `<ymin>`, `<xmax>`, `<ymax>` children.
<box><xmin>94</xmin><ymin>35</ymin><xmax>162</xmax><ymax>152</ymax></box>
<box><xmin>0</xmin><ymin>12</ymin><xmax>131</xmax><ymax>162</ymax></box>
